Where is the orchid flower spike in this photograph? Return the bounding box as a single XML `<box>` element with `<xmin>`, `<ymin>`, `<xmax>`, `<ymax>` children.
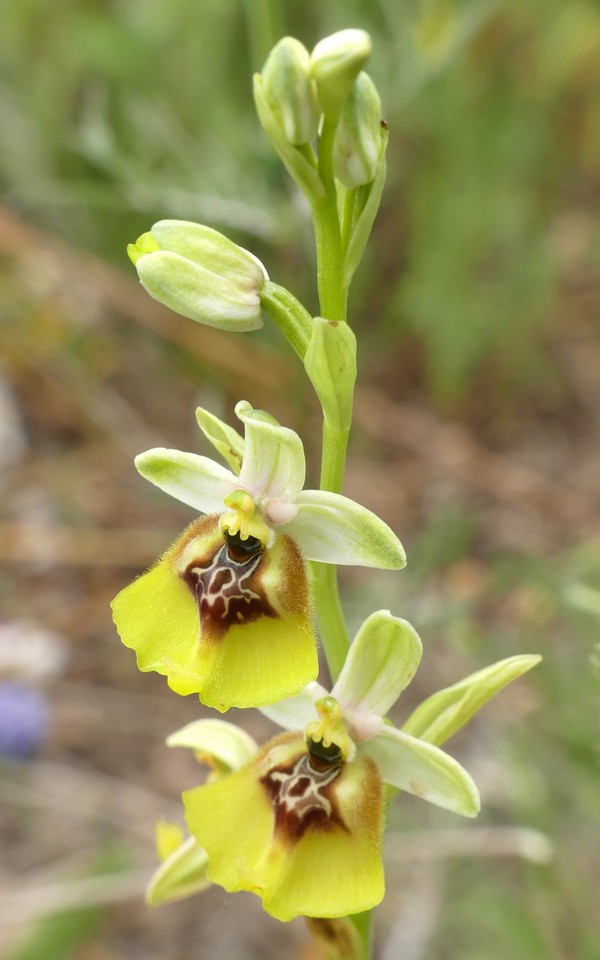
<box><xmin>158</xmin><ymin>634</ymin><xmax>538</xmax><ymax>918</ymax></box>
<box><xmin>111</xmin><ymin>402</ymin><xmax>406</xmax><ymax>711</ymax></box>
<box><xmin>182</xmin><ymin>611</ymin><xmax>484</xmax><ymax>921</ymax></box>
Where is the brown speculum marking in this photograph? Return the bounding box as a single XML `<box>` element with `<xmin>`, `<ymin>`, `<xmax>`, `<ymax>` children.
<box><xmin>182</xmin><ymin>537</ymin><xmax>278</xmax><ymax>641</ymax></box>
<box><xmin>260</xmin><ymin>750</ymin><xmax>347</xmax><ymax>844</ymax></box>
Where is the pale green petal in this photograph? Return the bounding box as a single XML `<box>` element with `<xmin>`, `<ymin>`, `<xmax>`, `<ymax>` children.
<box><xmin>235</xmin><ymin>400</ymin><xmax>306</xmax><ymax>505</ymax></box>
<box><xmin>135</xmin><ymin>448</ymin><xmax>235</xmax><ymax>513</ymax></box>
<box><xmin>332</xmin><ymin>611</ymin><xmax>422</xmax><ymax>717</ymax></box>
<box><xmin>286</xmin><ymin>489</ymin><xmax>406</xmax><ymax>568</ymax></box>
<box><xmin>259</xmin><ymin>681</ymin><xmax>329</xmax><ymax>731</ymax></box>
<box><xmin>195</xmin><ymin>406</ymin><xmax>245</xmax><ymax>475</ymax></box>
<box><xmin>146</xmin><ymin>835</ymin><xmax>210</xmax><ymax>906</ymax></box>
<box><xmin>402</xmin><ymin>655</ymin><xmax>542</xmax><ymax>747</ymax></box>
<box><xmin>166</xmin><ymin>718</ymin><xmax>258</xmax><ymax>772</ymax></box>
<box><xmin>363</xmin><ymin>726</ymin><xmax>480</xmax><ymax>817</ymax></box>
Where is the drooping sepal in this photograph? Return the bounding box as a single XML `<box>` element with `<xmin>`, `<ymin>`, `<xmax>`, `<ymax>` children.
<box><xmin>111</xmin><ymin>516</ymin><xmax>318</xmax><ymax>711</ymax></box>
<box><xmin>184</xmin><ymin>732</ymin><xmax>384</xmax><ymax>922</ymax></box>
<box><xmin>146</xmin><ymin>822</ymin><xmax>210</xmax><ymax>906</ymax></box>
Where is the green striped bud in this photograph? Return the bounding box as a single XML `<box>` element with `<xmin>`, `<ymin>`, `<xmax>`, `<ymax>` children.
<box><xmin>310</xmin><ymin>29</ymin><xmax>371</xmax><ymax>121</ymax></box>
<box><xmin>127</xmin><ymin>220</ymin><xmax>267</xmax><ymax>332</ymax></box>
<box><xmin>261</xmin><ymin>37</ymin><xmax>320</xmax><ymax>145</ymax></box>
<box><xmin>334</xmin><ymin>72</ymin><xmax>384</xmax><ymax>189</ymax></box>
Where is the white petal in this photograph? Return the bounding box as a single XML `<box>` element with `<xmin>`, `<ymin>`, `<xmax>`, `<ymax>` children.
<box><xmin>332</xmin><ymin>611</ymin><xmax>422</xmax><ymax>718</ymax></box>
<box><xmin>285</xmin><ymin>489</ymin><xmax>406</xmax><ymax>568</ymax></box>
<box><xmin>235</xmin><ymin>400</ymin><xmax>306</xmax><ymax>506</ymax></box>
<box><xmin>259</xmin><ymin>681</ymin><xmax>329</xmax><ymax>731</ymax></box>
<box><xmin>135</xmin><ymin>448</ymin><xmax>236</xmax><ymax>513</ymax></box>
<box><xmin>362</xmin><ymin>726</ymin><xmax>480</xmax><ymax>818</ymax></box>
<box><xmin>166</xmin><ymin>718</ymin><xmax>258</xmax><ymax>772</ymax></box>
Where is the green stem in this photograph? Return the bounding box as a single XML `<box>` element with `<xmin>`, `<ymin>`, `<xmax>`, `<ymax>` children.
<box><xmin>311</xmin><ymin>118</ymin><xmax>347</xmax><ymax>322</ymax></box>
<box><xmin>241</xmin><ymin>0</ymin><xmax>282</xmax><ymax>68</ymax></box>
<box><xmin>349</xmin><ymin>911</ymin><xmax>374</xmax><ymax>960</ymax></box>
<box><xmin>260</xmin><ymin>280</ymin><xmax>313</xmax><ymax>359</ymax></box>
<box><xmin>308</xmin><ymin>108</ymin><xmax>373</xmax><ymax>960</ymax></box>
<box><xmin>340</xmin><ymin>187</ymin><xmax>357</xmax><ymax>263</ymax></box>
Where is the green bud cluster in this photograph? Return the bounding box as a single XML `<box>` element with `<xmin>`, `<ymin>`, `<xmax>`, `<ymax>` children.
<box><xmin>254</xmin><ymin>29</ymin><xmax>386</xmax><ymax>197</ymax></box>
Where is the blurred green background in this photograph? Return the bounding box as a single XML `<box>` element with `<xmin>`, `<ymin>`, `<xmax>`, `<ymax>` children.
<box><xmin>0</xmin><ymin>1</ymin><xmax>599</xmax><ymax>958</ymax></box>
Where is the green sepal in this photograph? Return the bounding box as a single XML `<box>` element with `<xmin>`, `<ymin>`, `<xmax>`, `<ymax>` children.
<box><xmin>146</xmin><ymin>831</ymin><xmax>210</xmax><ymax>906</ymax></box>
<box><xmin>402</xmin><ymin>654</ymin><xmax>542</xmax><ymax>746</ymax></box>
<box><xmin>253</xmin><ymin>74</ymin><xmax>325</xmax><ymax>200</ymax></box>
<box><xmin>304</xmin><ymin>317</ymin><xmax>357</xmax><ymax>434</ymax></box>
<box><xmin>195</xmin><ymin>406</ymin><xmax>245</xmax><ymax>475</ymax></box>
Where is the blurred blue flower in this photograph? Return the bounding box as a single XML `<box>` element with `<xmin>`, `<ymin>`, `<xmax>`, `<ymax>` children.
<box><xmin>0</xmin><ymin>682</ymin><xmax>50</xmax><ymax>761</ymax></box>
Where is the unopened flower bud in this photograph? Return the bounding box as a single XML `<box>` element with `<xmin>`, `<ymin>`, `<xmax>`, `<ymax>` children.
<box><xmin>334</xmin><ymin>72</ymin><xmax>383</xmax><ymax>189</ymax></box>
<box><xmin>310</xmin><ymin>29</ymin><xmax>371</xmax><ymax>120</ymax></box>
<box><xmin>261</xmin><ymin>37</ymin><xmax>320</xmax><ymax>145</ymax></box>
<box><xmin>128</xmin><ymin>220</ymin><xmax>267</xmax><ymax>332</ymax></box>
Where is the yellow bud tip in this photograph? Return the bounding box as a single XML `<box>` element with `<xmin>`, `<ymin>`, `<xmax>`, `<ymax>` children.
<box><xmin>127</xmin><ymin>231</ymin><xmax>161</xmax><ymax>266</ymax></box>
<box><xmin>155</xmin><ymin>819</ymin><xmax>185</xmax><ymax>861</ymax></box>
